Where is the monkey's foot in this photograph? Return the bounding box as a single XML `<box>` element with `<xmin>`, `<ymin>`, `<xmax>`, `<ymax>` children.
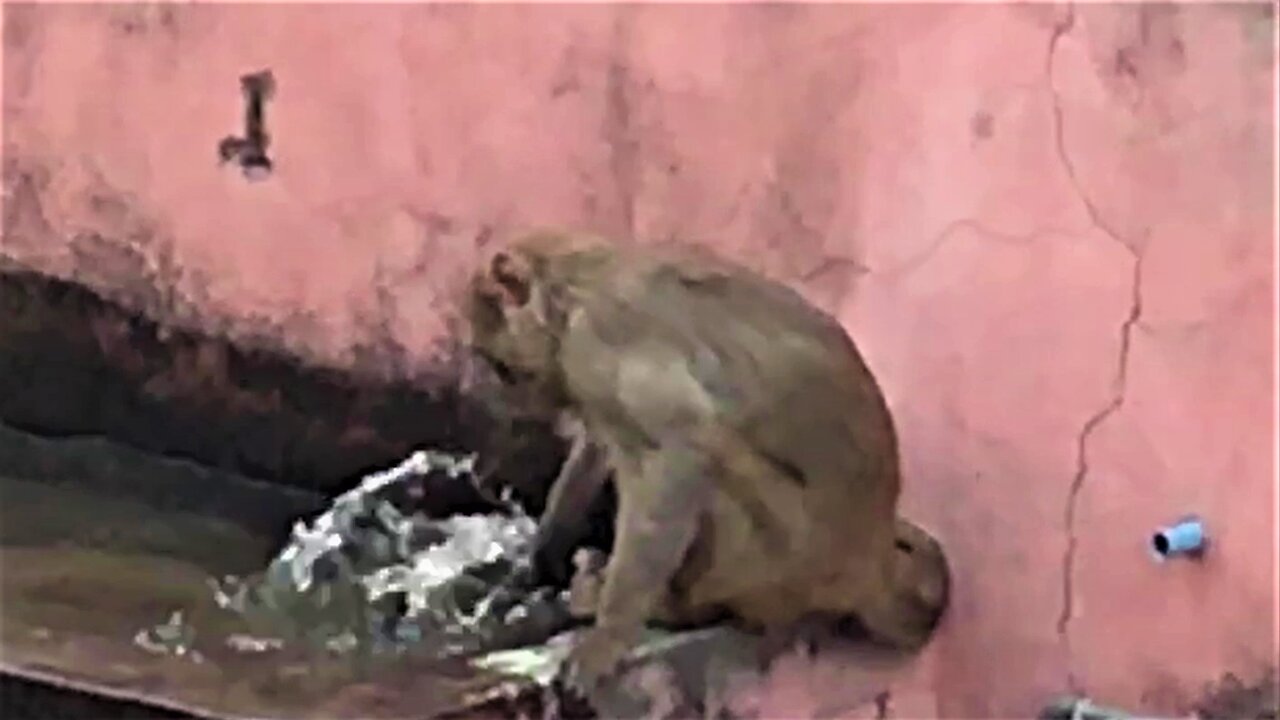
<box><xmin>562</xmin><ymin>625</ymin><xmax>638</xmax><ymax>700</ymax></box>
<box><xmin>567</xmin><ymin>549</ymin><xmax>608</xmax><ymax>619</ymax></box>
<box><xmin>754</xmin><ymin>614</ymin><xmax>836</xmax><ymax>673</ymax></box>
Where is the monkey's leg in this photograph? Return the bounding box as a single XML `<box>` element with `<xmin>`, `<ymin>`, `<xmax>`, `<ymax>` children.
<box><xmin>566</xmin><ymin>547</ymin><xmax>725</xmax><ymax>629</ymax></box>
<box><xmin>565</xmin><ymin>443</ymin><xmax>711</xmax><ymax>695</ymax></box>
<box><xmin>850</xmin><ymin>547</ymin><xmax>940</xmax><ymax>653</ymax></box>
<box><xmin>799</xmin><ymin>520</ymin><xmax>948</xmax><ymax>655</ymax></box>
<box><xmin>884</xmin><ymin>518</ymin><xmax>951</xmax><ymax>643</ymax></box>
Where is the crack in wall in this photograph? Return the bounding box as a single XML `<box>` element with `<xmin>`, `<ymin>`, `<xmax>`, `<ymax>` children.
<box><xmin>349</xmin><ymin>261</ymin><xmax>409</xmax><ymax>383</ymax></box>
<box><xmin>1046</xmin><ymin>2</ymin><xmax>1150</xmax><ymax>693</ymax></box>
<box><xmin>1055</xmin><ymin>248</ymin><xmax>1144</xmax><ymax>691</ymax></box>
<box><xmin>603</xmin><ymin>9</ymin><xmax>639</xmax><ymax>239</ymax></box>
<box><xmin>874</xmin><ymin>217</ymin><xmax>1050</xmax><ymax>280</ymax></box>
<box><xmin>800</xmin><ymin>256</ymin><xmax>868</xmax><ymax>283</ymax></box>
<box><xmin>1046</xmin><ymin>4</ymin><xmax>1140</xmax><ymax>255</ymax></box>
<box><xmin>874</xmin><ymin>689</ymin><xmax>892</xmax><ymax>719</ymax></box>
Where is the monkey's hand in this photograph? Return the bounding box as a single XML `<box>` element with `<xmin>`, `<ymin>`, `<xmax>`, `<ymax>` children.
<box><xmin>478</xmin><ymin>556</ymin><xmax>540</xmax><ymax>621</ymax></box>
<box><xmin>563</xmin><ymin>623</ymin><xmax>639</xmax><ymax>700</ymax></box>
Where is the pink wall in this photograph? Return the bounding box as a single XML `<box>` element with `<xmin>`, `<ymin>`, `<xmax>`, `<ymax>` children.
<box><xmin>2</xmin><ymin>3</ymin><xmax>1276</xmax><ymax>716</ymax></box>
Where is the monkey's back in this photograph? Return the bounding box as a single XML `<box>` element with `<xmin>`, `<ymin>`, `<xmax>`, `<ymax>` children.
<box><xmin>560</xmin><ymin>246</ymin><xmax>902</xmax><ymax>572</ymax></box>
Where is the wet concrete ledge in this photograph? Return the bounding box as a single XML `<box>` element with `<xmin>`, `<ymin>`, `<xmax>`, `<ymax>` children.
<box><xmin>1</xmin><ymin>666</ymin><xmax>210</xmax><ymax>720</ymax></box>
<box><xmin>0</xmin><ymin>268</ymin><xmax>612</xmax><ymax>720</ymax></box>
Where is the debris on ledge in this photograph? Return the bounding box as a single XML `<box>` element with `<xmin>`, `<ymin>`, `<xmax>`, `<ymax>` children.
<box><xmin>120</xmin><ymin>448</ymin><xmax>778</xmax><ymax>718</ymax></box>
<box><xmin>137</xmin><ymin>450</ymin><xmax>573</xmax><ymax>663</ymax></box>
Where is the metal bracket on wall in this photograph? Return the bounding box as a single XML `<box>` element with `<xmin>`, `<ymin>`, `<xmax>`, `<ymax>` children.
<box><xmin>217</xmin><ymin>70</ymin><xmax>275</xmax><ymax>180</ymax></box>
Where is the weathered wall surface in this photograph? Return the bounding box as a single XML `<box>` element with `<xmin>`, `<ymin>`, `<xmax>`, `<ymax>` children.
<box><xmin>2</xmin><ymin>2</ymin><xmax>1276</xmax><ymax>716</ymax></box>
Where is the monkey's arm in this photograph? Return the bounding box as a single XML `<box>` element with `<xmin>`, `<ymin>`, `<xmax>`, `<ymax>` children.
<box><xmin>479</xmin><ymin>429</ymin><xmax>609</xmax><ymax>627</ymax></box>
<box><xmin>566</xmin><ymin>441</ymin><xmax>712</xmax><ymax>691</ymax></box>
<box><xmin>529</xmin><ymin>429</ymin><xmax>611</xmax><ymax>586</ymax></box>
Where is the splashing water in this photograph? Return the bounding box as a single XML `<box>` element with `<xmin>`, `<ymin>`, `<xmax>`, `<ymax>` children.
<box><xmin>137</xmin><ymin>449</ymin><xmax>571</xmax><ymax>661</ymax></box>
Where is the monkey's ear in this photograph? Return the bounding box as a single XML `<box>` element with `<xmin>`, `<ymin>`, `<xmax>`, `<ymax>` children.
<box><xmin>488</xmin><ymin>252</ymin><xmax>532</xmax><ymax>307</ymax></box>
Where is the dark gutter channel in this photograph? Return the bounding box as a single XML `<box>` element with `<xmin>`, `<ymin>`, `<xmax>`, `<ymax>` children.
<box><xmin>0</xmin><ymin>268</ymin><xmax>567</xmax><ymax>508</ymax></box>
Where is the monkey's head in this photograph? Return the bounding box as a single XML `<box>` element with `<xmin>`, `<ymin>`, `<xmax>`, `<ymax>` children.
<box><xmin>461</xmin><ymin>235</ymin><xmax>578</xmax><ymax>418</ymax></box>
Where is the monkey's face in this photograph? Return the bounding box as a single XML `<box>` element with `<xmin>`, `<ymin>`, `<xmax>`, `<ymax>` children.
<box><xmin>462</xmin><ymin>249</ymin><xmax>567</xmax><ymax>418</ymax></box>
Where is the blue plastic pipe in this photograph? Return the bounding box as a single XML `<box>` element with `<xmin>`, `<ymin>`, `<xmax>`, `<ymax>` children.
<box><xmin>1150</xmin><ymin>516</ymin><xmax>1207</xmax><ymax>561</ymax></box>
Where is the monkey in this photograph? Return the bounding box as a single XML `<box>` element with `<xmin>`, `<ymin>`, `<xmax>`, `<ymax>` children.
<box><xmin>459</xmin><ymin>229</ymin><xmax>950</xmax><ymax>696</ymax></box>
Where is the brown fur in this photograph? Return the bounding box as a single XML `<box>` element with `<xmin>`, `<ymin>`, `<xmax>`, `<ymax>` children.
<box><xmin>461</xmin><ymin>230</ymin><xmax>949</xmax><ymax>689</ymax></box>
